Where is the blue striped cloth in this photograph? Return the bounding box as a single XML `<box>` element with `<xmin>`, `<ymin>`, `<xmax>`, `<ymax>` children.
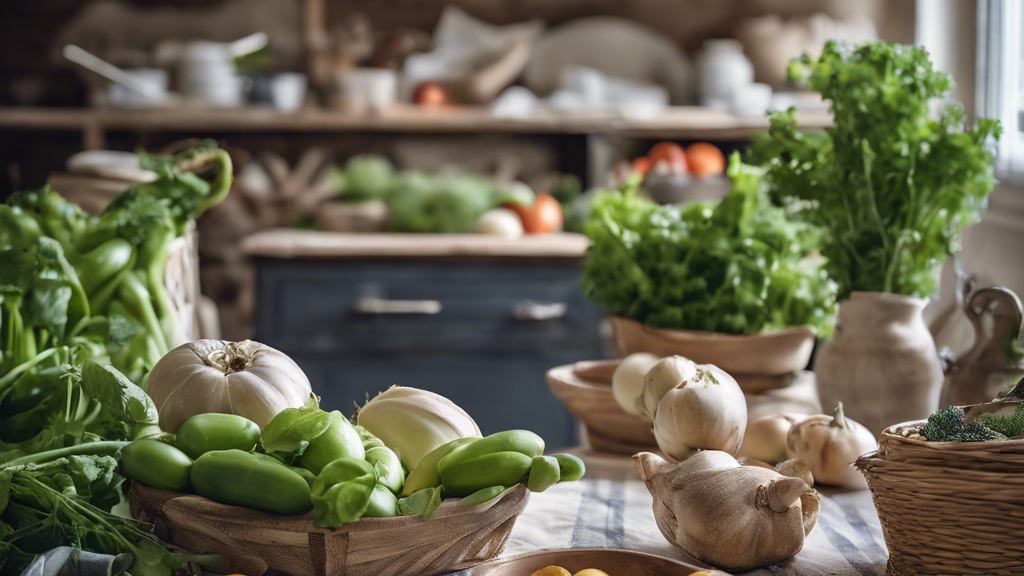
<box><xmin>453</xmin><ymin>450</ymin><xmax>888</xmax><ymax>576</ymax></box>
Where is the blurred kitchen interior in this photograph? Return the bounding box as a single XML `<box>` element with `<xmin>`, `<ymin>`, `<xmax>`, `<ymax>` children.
<box><xmin>3</xmin><ymin>1</ymin><xmax>1018</xmax><ymax>433</ymax></box>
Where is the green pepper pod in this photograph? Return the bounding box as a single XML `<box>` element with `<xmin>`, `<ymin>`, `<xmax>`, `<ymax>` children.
<box><xmin>121</xmin><ymin>439</ymin><xmax>193</xmax><ymax>493</ymax></box>
<box><xmin>116</xmin><ymin>270</ymin><xmax>168</xmax><ymax>353</ymax></box>
<box><xmin>297</xmin><ymin>411</ymin><xmax>365</xmax><ymax>475</ymax></box>
<box><xmin>191</xmin><ymin>449</ymin><xmax>313</xmax><ymax>515</ymax></box>
<box><xmin>175</xmin><ymin>413</ymin><xmax>261</xmax><ymax>460</ymax></box>
<box><xmin>75</xmin><ymin>239</ymin><xmax>134</xmax><ymax>295</ymax></box>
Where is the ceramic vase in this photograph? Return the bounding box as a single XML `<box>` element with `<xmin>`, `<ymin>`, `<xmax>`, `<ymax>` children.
<box><xmin>814</xmin><ymin>291</ymin><xmax>943</xmax><ymax>435</ymax></box>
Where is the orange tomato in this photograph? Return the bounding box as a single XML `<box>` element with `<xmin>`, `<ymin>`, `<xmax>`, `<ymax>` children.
<box><xmin>632</xmin><ymin>156</ymin><xmax>653</xmax><ymax>176</ymax></box>
<box><xmin>647</xmin><ymin>141</ymin><xmax>688</xmax><ymax>171</ymax></box>
<box><xmin>685</xmin><ymin>142</ymin><xmax>727</xmax><ymax>177</ymax></box>
<box><xmin>507</xmin><ymin>193</ymin><xmax>563</xmax><ymax>234</ymax></box>
<box><xmin>414</xmin><ymin>82</ymin><xmax>449</xmax><ymax>107</ymax></box>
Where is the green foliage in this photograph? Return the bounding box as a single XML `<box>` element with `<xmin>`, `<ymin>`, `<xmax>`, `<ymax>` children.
<box><xmin>750</xmin><ymin>41</ymin><xmax>1002</xmax><ymax>299</ymax></box>
<box><xmin>340</xmin><ymin>155</ymin><xmax>395</xmax><ymax>202</ymax></box>
<box><xmin>310</xmin><ymin>457</ymin><xmax>376</xmax><ymax>528</ymax></box>
<box><xmin>920</xmin><ymin>405</ymin><xmax>1006</xmax><ymax>442</ymax></box>
<box><xmin>0</xmin><ymin>455</ymin><xmax>195</xmax><ymax>576</ymax></box>
<box><xmin>974</xmin><ymin>403</ymin><xmax>1024</xmax><ymax>438</ymax></box>
<box><xmin>260</xmin><ymin>397</ymin><xmax>333</xmax><ymax>464</ymax></box>
<box><xmin>385</xmin><ymin>171</ymin><xmax>498</xmax><ymax>233</ymax></box>
<box><xmin>580</xmin><ymin>154</ymin><xmax>836</xmax><ymax>336</ymax></box>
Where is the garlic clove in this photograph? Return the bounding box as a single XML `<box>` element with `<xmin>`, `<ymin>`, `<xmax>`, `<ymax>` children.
<box><xmin>612</xmin><ymin>353</ymin><xmax>660</xmax><ymax>417</ymax></box>
<box><xmin>633</xmin><ymin>451</ymin><xmax>672</xmax><ymax>484</ymax></box>
<box><xmin>787</xmin><ymin>402</ymin><xmax>876</xmax><ymax>489</ymax></box>
<box><xmin>775</xmin><ymin>458</ymin><xmax>814</xmax><ymax>487</ymax></box>
<box><xmin>761</xmin><ymin>476</ymin><xmax>811</xmax><ymax>513</ymax></box>
<box><xmin>641</xmin><ymin>356</ymin><xmax>699</xmax><ymax>421</ymax></box>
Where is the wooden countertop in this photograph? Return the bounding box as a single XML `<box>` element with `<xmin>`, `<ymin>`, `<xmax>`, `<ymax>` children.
<box><xmin>0</xmin><ymin>105</ymin><xmax>831</xmax><ymax>140</ymax></box>
<box><xmin>241</xmin><ymin>229</ymin><xmax>591</xmax><ymax>260</ymax></box>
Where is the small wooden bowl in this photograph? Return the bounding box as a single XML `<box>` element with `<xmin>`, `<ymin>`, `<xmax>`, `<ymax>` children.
<box><xmin>128</xmin><ymin>482</ymin><xmax>529</xmax><ymax>576</ymax></box>
<box><xmin>610</xmin><ymin>315</ymin><xmax>814</xmax><ymax>380</ymax></box>
<box><xmin>546</xmin><ymin>360</ymin><xmax>658</xmax><ymax>455</ymax></box>
<box><xmin>469</xmin><ymin>548</ymin><xmax>730</xmax><ymax>575</ymax></box>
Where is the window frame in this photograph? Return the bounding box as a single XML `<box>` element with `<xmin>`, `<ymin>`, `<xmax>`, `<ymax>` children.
<box><xmin>978</xmin><ymin>0</ymin><xmax>1024</xmax><ymax>182</ymax></box>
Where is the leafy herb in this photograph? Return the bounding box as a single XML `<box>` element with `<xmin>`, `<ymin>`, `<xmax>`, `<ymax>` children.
<box><xmin>580</xmin><ymin>154</ymin><xmax>836</xmax><ymax>336</ymax></box>
<box><xmin>0</xmin><ymin>455</ymin><xmax>204</xmax><ymax>576</ymax></box>
<box><xmin>749</xmin><ymin>41</ymin><xmax>1002</xmax><ymax>299</ymax></box>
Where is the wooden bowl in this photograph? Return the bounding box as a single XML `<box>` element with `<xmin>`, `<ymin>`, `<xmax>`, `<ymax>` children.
<box><xmin>128</xmin><ymin>482</ymin><xmax>529</xmax><ymax>576</ymax></box>
<box><xmin>546</xmin><ymin>360</ymin><xmax>658</xmax><ymax>455</ymax></box>
<box><xmin>610</xmin><ymin>315</ymin><xmax>815</xmax><ymax>378</ymax></box>
<box><xmin>469</xmin><ymin>548</ymin><xmax>730</xmax><ymax>575</ymax></box>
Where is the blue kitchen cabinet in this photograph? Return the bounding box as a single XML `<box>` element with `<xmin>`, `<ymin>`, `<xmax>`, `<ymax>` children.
<box><xmin>252</xmin><ymin>255</ymin><xmax>603</xmax><ymax>450</ymax></box>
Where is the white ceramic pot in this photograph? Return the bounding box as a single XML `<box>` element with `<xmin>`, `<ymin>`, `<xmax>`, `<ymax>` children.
<box><xmin>696</xmin><ymin>39</ymin><xmax>754</xmax><ymax>108</ymax></box>
<box><xmin>814</xmin><ymin>291</ymin><xmax>944</xmax><ymax>436</ymax></box>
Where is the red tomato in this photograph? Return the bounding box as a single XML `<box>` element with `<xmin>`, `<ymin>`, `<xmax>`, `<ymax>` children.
<box><xmin>632</xmin><ymin>156</ymin><xmax>653</xmax><ymax>176</ymax></box>
<box><xmin>685</xmin><ymin>142</ymin><xmax>727</xmax><ymax>177</ymax></box>
<box><xmin>647</xmin><ymin>142</ymin><xmax>688</xmax><ymax>172</ymax></box>
<box><xmin>507</xmin><ymin>193</ymin><xmax>563</xmax><ymax>234</ymax></box>
<box><xmin>414</xmin><ymin>82</ymin><xmax>449</xmax><ymax>107</ymax></box>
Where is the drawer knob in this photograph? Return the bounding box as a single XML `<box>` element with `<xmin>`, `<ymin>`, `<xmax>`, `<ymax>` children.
<box><xmin>351</xmin><ymin>298</ymin><xmax>442</xmax><ymax>315</ymax></box>
<box><xmin>513</xmin><ymin>300</ymin><xmax>567</xmax><ymax>321</ymax></box>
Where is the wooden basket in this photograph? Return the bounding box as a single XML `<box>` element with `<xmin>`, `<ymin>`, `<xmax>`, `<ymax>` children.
<box><xmin>856</xmin><ymin>421</ymin><xmax>1024</xmax><ymax>576</ymax></box>
<box><xmin>609</xmin><ymin>316</ymin><xmax>814</xmax><ymax>392</ymax></box>
<box><xmin>164</xmin><ymin>222</ymin><xmax>201</xmax><ymax>344</ymax></box>
<box><xmin>546</xmin><ymin>360</ymin><xmax>658</xmax><ymax>455</ymax></box>
<box><xmin>128</xmin><ymin>482</ymin><xmax>529</xmax><ymax>576</ymax></box>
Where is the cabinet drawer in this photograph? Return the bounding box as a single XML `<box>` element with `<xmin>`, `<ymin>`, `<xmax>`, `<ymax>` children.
<box><xmin>256</xmin><ymin>259</ymin><xmax>601</xmax><ymax>354</ymax></box>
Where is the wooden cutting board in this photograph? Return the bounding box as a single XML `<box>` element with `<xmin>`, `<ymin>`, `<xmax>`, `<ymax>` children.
<box><xmin>240</xmin><ymin>229</ymin><xmax>591</xmax><ymax>260</ymax></box>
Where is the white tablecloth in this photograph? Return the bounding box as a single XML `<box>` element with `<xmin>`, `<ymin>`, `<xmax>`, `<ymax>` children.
<box><xmin>452</xmin><ymin>449</ymin><xmax>888</xmax><ymax>576</ymax></box>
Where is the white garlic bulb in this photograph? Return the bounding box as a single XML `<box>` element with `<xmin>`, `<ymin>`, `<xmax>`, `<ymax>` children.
<box><xmin>635</xmin><ymin>450</ymin><xmax>819</xmax><ymax>572</ymax></box>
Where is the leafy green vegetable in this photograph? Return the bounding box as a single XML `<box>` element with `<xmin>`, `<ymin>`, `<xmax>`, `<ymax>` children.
<box><xmin>0</xmin><ymin>455</ymin><xmax>204</xmax><ymax>576</ymax></box>
<box><xmin>310</xmin><ymin>457</ymin><xmax>376</xmax><ymax>528</ymax></box>
<box><xmin>749</xmin><ymin>41</ymin><xmax>1002</xmax><ymax>299</ymax></box>
<box><xmin>920</xmin><ymin>405</ymin><xmax>1005</xmax><ymax>442</ymax></box>
<box><xmin>340</xmin><ymin>155</ymin><xmax>395</xmax><ymax>202</ymax></box>
<box><xmin>385</xmin><ymin>171</ymin><xmax>497</xmax><ymax>233</ymax></box>
<box><xmin>580</xmin><ymin>154</ymin><xmax>835</xmax><ymax>335</ymax></box>
<box><xmin>259</xmin><ymin>396</ymin><xmax>332</xmax><ymax>463</ymax></box>
<box><xmin>397</xmin><ymin>486</ymin><xmax>442</xmax><ymax>521</ymax></box>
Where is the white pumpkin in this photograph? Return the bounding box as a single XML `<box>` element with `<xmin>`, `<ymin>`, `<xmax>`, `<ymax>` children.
<box><xmin>147</xmin><ymin>339</ymin><xmax>312</xmax><ymax>432</ymax></box>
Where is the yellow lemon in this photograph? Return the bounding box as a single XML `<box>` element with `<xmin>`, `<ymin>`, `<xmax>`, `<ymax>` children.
<box><xmin>531</xmin><ymin>567</ymin><xmax>571</xmax><ymax>576</ymax></box>
<box><xmin>574</xmin><ymin>570</ymin><xmax>610</xmax><ymax>576</ymax></box>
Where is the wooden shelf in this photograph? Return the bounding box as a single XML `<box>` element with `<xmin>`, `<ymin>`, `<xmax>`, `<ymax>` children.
<box><xmin>0</xmin><ymin>104</ymin><xmax>831</xmax><ymax>141</ymax></box>
<box><xmin>241</xmin><ymin>229</ymin><xmax>591</xmax><ymax>260</ymax></box>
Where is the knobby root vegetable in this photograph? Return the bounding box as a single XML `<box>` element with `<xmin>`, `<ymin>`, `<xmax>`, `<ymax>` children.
<box><xmin>786</xmin><ymin>403</ymin><xmax>876</xmax><ymax>489</ymax></box>
<box><xmin>635</xmin><ymin>450</ymin><xmax>819</xmax><ymax>572</ymax></box>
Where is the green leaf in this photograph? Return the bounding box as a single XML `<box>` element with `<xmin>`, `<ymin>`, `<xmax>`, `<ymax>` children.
<box><xmin>79</xmin><ymin>360</ymin><xmax>160</xmax><ymax>436</ymax></box>
<box><xmin>260</xmin><ymin>396</ymin><xmax>331</xmax><ymax>463</ymax></box>
<box><xmin>310</xmin><ymin>457</ymin><xmax>376</xmax><ymax>528</ymax></box>
<box><xmin>397</xmin><ymin>486</ymin><xmax>442</xmax><ymax>521</ymax></box>
<box><xmin>0</xmin><ymin>470</ymin><xmax>11</xmax><ymax>514</ymax></box>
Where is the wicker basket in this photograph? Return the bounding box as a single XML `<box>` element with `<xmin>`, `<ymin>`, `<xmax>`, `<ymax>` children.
<box><xmin>128</xmin><ymin>481</ymin><xmax>529</xmax><ymax>576</ymax></box>
<box><xmin>856</xmin><ymin>420</ymin><xmax>1024</xmax><ymax>576</ymax></box>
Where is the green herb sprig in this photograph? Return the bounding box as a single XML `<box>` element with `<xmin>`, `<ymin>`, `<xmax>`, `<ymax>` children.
<box><xmin>750</xmin><ymin>41</ymin><xmax>1002</xmax><ymax>299</ymax></box>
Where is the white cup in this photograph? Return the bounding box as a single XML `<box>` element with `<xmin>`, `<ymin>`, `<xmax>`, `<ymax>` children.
<box><xmin>338</xmin><ymin>68</ymin><xmax>397</xmax><ymax>113</ymax></box>
<box><xmin>109</xmin><ymin>68</ymin><xmax>169</xmax><ymax>108</ymax></box>
<box><xmin>270</xmin><ymin>73</ymin><xmax>308</xmax><ymax>113</ymax></box>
